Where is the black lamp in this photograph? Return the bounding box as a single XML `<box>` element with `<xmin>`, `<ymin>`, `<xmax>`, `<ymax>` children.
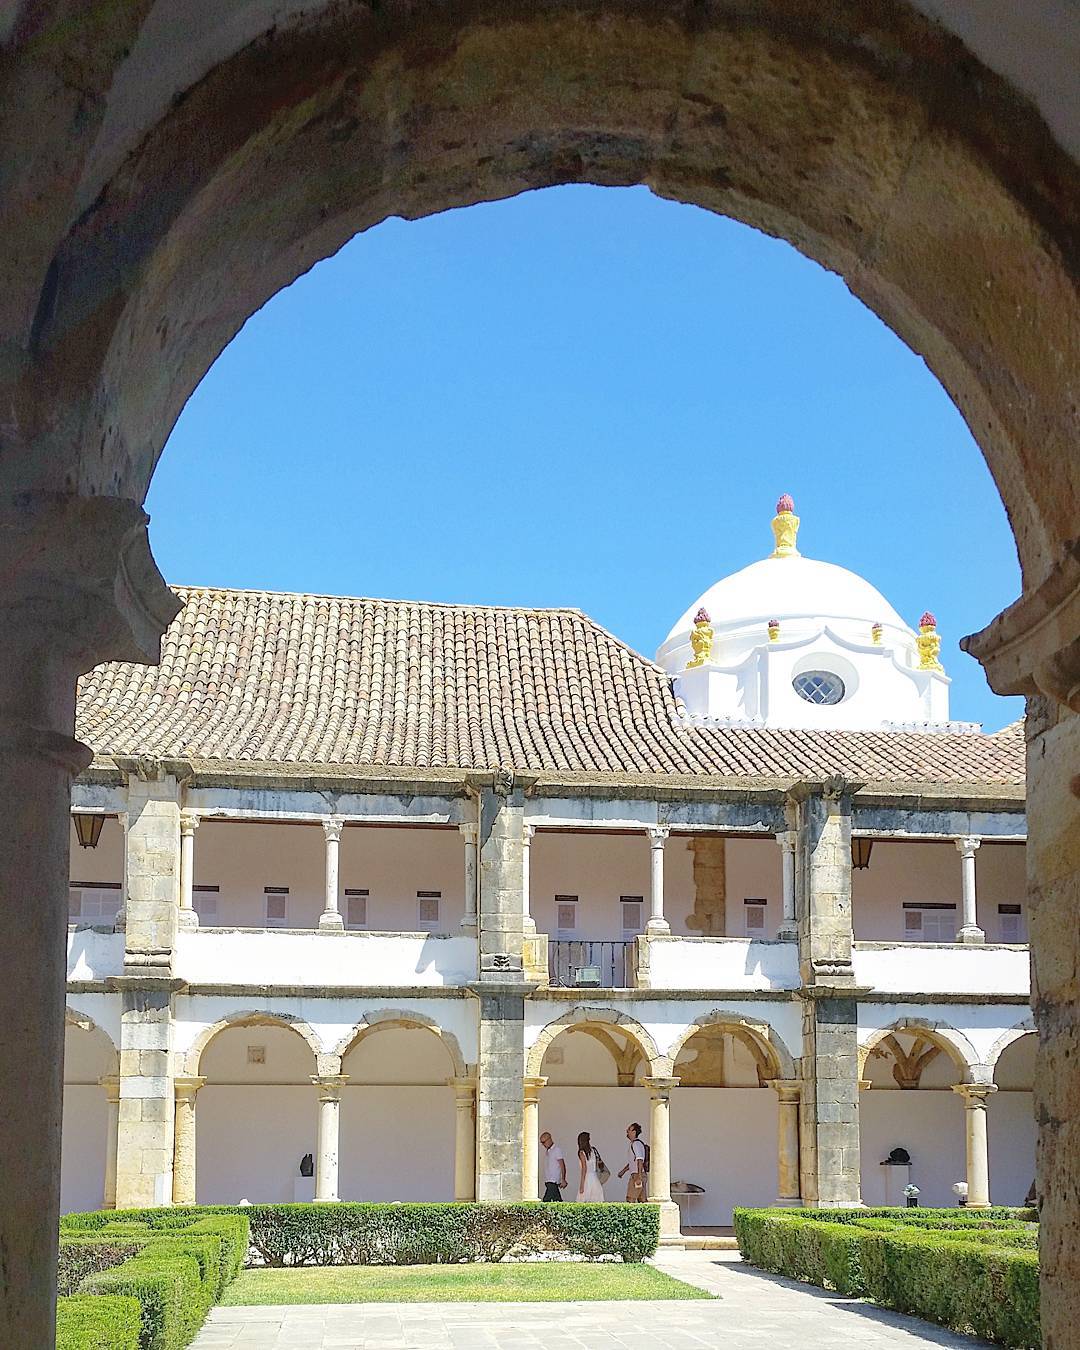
<box><xmin>851</xmin><ymin>837</ymin><xmax>874</xmax><ymax>870</ymax></box>
<box><xmin>73</xmin><ymin>814</ymin><xmax>105</xmax><ymax>849</ymax></box>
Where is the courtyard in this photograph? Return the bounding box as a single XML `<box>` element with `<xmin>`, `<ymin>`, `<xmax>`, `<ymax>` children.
<box><xmin>191</xmin><ymin>1252</ymin><xmax>994</xmax><ymax>1349</ymax></box>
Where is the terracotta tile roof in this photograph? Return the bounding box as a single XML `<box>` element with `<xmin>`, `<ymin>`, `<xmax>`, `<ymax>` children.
<box><xmin>74</xmin><ymin>587</ymin><xmax>1026</xmax><ymax>789</ymax></box>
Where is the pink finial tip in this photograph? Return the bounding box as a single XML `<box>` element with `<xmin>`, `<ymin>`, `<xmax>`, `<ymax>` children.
<box><xmin>776</xmin><ymin>493</ymin><xmax>795</xmax><ymax>514</ymax></box>
<box><xmin>768</xmin><ymin>618</ymin><xmax>780</xmax><ymax>629</ymax></box>
<box><xmin>694</xmin><ymin>607</ymin><xmax>711</xmax><ymax>624</ymax></box>
<box><xmin>920</xmin><ymin>611</ymin><xmax>937</xmax><ymax>629</ymax></box>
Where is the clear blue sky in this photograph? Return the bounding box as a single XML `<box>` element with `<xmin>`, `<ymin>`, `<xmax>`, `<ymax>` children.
<box><xmin>149</xmin><ymin>185</ymin><xmax>1022</xmax><ymax>731</ymax></box>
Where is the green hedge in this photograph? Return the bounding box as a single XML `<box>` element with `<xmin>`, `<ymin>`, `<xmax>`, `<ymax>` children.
<box><xmin>63</xmin><ymin>1202</ymin><xmax>658</xmax><ymax>1266</ymax></box>
<box><xmin>734</xmin><ymin>1208</ymin><xmax>1039</xmax><ymax>1349</ymax></box>
<box><xmin>67</xmin><ymin>1213</ymin><xmax>249</xmax><ymax>1350</ymax></box>
<box><xmin>56</xmin><ymin>1294</ymin><xmax>143</xmax><ymax>1350</ymax></box>
<box><xmin>58</xmin><ymin>1239</ymin><xmax>148</xmax><ymax>1297</ymax></box>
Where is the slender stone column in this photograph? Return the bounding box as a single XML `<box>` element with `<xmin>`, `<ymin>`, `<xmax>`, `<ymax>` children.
<box><xmin>955</xmin><ymin>836</ymin><xmax>985</xmax><ymax>943</ymax></box>
<box><xmin>100</xmin><ymin>1075</ymin><xmax>121</xmax><ymax>1209</ymax></box>
<box><xmin>311</xmin><ymin>1075</ymin><xmax>348</xmax><ymax>1200</ymax></box>
<box><xmin>953</xmin><ymin>1083</ymin><xmax>997</xmax><ymax>1208</ymax></box>
<box><xmin>776</xmin><ymin>831</ymin><xmax>797</xmax><ymax>941</ymax></box>
<box><xmin>642</xmin><ymin>1076</ymin><xmax>681</xmax><ymax>1237</ymax></box>
<box><xmin>769</xmin><ymin>1079</ymin><xmax>802</xmax><ymax>1202</ymax></box>
<box><xmin>172</xmin><ymin>1076</ymin><xmax>206</xmax><ymax>1204</ymax></box>
<box><xmin>459</xmin><ymin>822</ymin><xmax>478</xmax><ymax>933</ymax></box>
<box><xmin>319</xmin><ymin>818</ymin><xmax>345</xmax><ymax>931</ymax></box>
<box><xmin>178</xmin><ymin>812</ymin><xmax>200</xmax><ymax>931</ymax></box>
<box><xmin>449</xmin><ymin>1078</ymin><xmax>477</xmax><ymax>1201</ymax></box>
<box><xmin>522</xmin><ymin>823</ymin><xmax>536</xmax><ymax>934</ymax></box>
<box><xmin>115</xmin><ymin>988</ymin><xmax>176</xmax><ymax>1208</ymax></box>
<box><xmin>647</xmin><ymin>827</ymin><xmax>670</xmax><ymax>934</ymax></box>
<box><xmin>522</xmin><ymin>1076</ymin><xmax>547</xmax><ymax>1200</ymax></box>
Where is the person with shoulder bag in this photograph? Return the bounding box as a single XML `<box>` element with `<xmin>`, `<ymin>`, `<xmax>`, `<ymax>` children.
<box><xmin>618</xmin><ymin>1121</ymin><xmax>648</xmax><ymax>1201</ymax></box>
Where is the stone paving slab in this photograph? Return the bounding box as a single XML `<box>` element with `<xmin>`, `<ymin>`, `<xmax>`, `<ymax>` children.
<box><xmin>192</xmin><ymin>1252</ymin><xmax>994</xmax><ymax>1349</ymax></box>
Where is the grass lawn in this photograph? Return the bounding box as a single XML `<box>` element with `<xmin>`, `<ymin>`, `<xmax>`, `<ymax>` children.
<box><xmin>221</xmin><ymin>1263</ymin><xmax>711</xmax><ymax>1305</ymax></box>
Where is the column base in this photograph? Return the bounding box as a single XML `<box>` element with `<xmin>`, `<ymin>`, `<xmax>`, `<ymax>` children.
<box><xmin>653</xmin><ymin>1199</ymin><xmax>683</xmax><ymax>1241</ymax></box>
<box><xmin>318</xmin><ymin>911</ymin><xmax>345</xmax><ymax>932</ymax></box>
<box><xmin>772</xmin><ymin>1195</ymin><xmax>803</xmax><ymax>1207</ymax></box>
<box><xmin>958</xmin><ymin>925</ymin><xmax>986</xmax><ymax>944</ymax></box>
<box><xmin>460</xmin><ymin>918</ymin><xmax>478</xmax><ymax>935</ymax></box>
<box><xmin>177</xmin><ymin>909</ymin><xmax>199</xmax><ymax>932</ymax></box>
<box><xmin>646</xmin><ymin>918</ymin><xmax>671</xmax><ymax>935</ymax></box>
<box><xmin>776</xmin><ymin>924</ymin><xmax>798</xmax><ymax>942</ymax></box>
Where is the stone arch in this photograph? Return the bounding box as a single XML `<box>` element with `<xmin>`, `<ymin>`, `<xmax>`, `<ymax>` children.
<box><xmin>15</xmin><ymin>2</ymin><xmax>1077</xmax><ymax>594</ymax></box>
<box><xmin>664</xmin><ymin>1010</ymin><xmax>797</xmax><ymax>1082</ymax></box>
<box><xmin>332</xmin><ymin>1009</ymin><xmax>466</xmax><ymax>1081</ymax></box>
<box><xmin>987</xmin><ymin>1018</ymin><xmax>1038</xmax><ymax>1076</ymax></box>
<box><xmin>859</xmin><ymin>1019</ymin><xmax>980</xmax><ymax>1085</ymax></box>
<box><xmin>64</xmin><ymin>1007</ymin><xmax>118</xmax><ymax>1076</ymax></box>
<box><xmin>527</xmin><ymin>1007</ymin><xmax>661</xmax><ymax>1079</ymax></box>
<box><xmin>186</xmin><ymin>1010</ymin><xmax>322</xmax><ymax>1076</ymax></box>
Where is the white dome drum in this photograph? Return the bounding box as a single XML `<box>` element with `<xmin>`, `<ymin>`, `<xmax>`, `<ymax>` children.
<box><xmin>657</xmin><ymin>496</ymin><xmax>953</xmax><ymax>732</ymax></box>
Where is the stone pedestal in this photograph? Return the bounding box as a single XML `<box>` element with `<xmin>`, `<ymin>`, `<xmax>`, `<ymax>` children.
<box><xmin>770</xmin><ymin>1079</ymin><xmax>802</xmax><ymax>1203</ymax></box>
<box><xmin>449</xmin><ymin>1078</ymin><xmax>477</xmax><ymax>1201</ymax></box>
<box><xmin>953</xmin><ymin>1083</ymin><xmax>997</xmax><ymax>1208</ymax></box>
<box><xmin>312</xmin><ymin>1075</ymin><xmax>348</xmax><ymax>1201</ymax></box>
<box><xmin>172</xmin><ymin>1076</ymin><xmax>206</xmax><ymax>1204</ymax></box>
<box><xmin>643</xmin><ymin>1076</ymin><xmax>682</xmax><ymax>1240</ymax></box>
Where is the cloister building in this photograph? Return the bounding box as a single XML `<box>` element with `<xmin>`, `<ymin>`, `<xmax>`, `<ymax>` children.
<box><xmin>60</xmin><ymin>499</ymin><xmax>1033</xmax><ymax>1236</ymax></box>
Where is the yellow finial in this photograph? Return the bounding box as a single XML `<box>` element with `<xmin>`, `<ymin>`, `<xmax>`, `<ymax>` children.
<box><xmin>770</xmin><ymin>493</ymin><xmax>800</xmax><ymax>558</ymax></box>
<box><xmin>917</xmin><ymin>611</ymin><xmax>944</xmax><ymax>672</ymax></box>
<box><xmin>686</xmin><ymin>608</ymin><xmax>714</xmax><ymax>668</ymax></box>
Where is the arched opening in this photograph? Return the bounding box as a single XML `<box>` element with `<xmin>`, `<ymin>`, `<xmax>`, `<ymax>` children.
<box><xmin>535</xmin><ymin>1018</ymin><xmax>653</xmax><ymax>1201</ymax></box>
<box><xmin>990</xmin><ymin>1032</ymin><xmax>1037</xmax><ymax>1206</ymax></box>
<box><xmin>859</xmin><ymin>1027</ymin><xmax>971</xmax><ymax>1208</ymax></box>
<box><xmin>670</xmin><ymin>1021</ymin><xmax>784</xmax><ymax>1227</ymax></box>
<box><xmin>194</xmin><ymin>1019</ymin><xmax>319</xmax><ymax>1204</ymax></box>
<box><xmin>60</xmin><ymin>1016</ymin><xmax>117</xmax><ymax>1215</ymax></box>
<box><xmin>338</xmin><ymin>1021</ymin><xmax>462</xmax><ymax>1201</ymax></box>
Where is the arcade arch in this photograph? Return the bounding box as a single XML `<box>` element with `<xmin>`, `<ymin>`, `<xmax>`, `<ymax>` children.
<box><xmin>60</xmin><ymin>1015</ymin><xmax>118</xmax><ymax>1215</ymax></box>
<box><xmin>0</xmin><ymin>3</ymin><xmax>1078</xmax><ymax>1341</ymax></box>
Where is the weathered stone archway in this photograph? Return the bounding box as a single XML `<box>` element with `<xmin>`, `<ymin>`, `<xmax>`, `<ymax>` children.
<box><xmin>1</xmin><ymin>4</ymin><xmax>1077</xmax><ymax>1343</ymax></box>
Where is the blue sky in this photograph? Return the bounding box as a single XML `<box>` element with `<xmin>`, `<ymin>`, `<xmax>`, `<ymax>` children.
<box><xmin>149</xmin><ymin>185</ymin><xmax>1022</xmax><ymax>731</ymax></box>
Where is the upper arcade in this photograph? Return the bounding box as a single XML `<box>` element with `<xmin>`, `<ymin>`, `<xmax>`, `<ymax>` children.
<box><xmin>657</xmin><ymin>495</ymin><xmax>954</xmax><ymax>732</ymax></box>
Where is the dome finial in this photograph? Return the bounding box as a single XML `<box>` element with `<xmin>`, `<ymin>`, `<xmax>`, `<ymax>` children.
<box><xmin>770</xmin><ymin>493</ymin><xmax>800</xmax><ymax>558</ymax></box>
<box><xmin>917</xmin><ymin>611</ymin><xmax>944</xmax><ymax>672</ymax></box>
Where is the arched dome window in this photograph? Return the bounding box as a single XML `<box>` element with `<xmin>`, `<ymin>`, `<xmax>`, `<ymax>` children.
<box><xmin>792</xmin><ymin>670</ymin><xmax>846</xmax><ymax>706</ymax></box>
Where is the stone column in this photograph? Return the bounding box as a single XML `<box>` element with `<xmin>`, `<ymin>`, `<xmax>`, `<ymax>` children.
<box><xmin>172</xmin><ymin>1076</ymin><xmax>206</xmax><ymax>1204</ymax></box>
<box><xmin>953</xmin><ymin>1083</ymin><xmax>997</xmax><ymax>1208</ymax></box>
<box><xmin>178</xmin><ymin>812</ymin><xmax>199</xmax><ymax>931</ymax></box>
<box><xmin>955</xmin><ymin>836</ymin><xmax>985</xmax><ymax>943</ymax></box>
<box><xmin>769</xmin><ymin>1079</ymin><xmax>802</xmax><ymax>1203</ymax></box>
<box><xmin>319</xmin><ymin>818</ymin><xmax>344</xmax><ymax>931</ymax></box>
<box><xmin>122</xmin><ymin>769</ymin><xmax>183</xmax><ymax>973</ymax></box>
<box><xmin>776</xmin><ymin>831</ymin><xmax>798</xmax><ymax>941</ymax></box>
<box><xmin>522</xmin><ymin>1076</ymin><xmax>547</xmax><ymax>1200</ymax></box>
<box><xmin>115</xmin><ymin>988</ymin><xmax>177</xmax><ymax>1208</ymax></box>
<box><xmin>311</xmin><ymin>1075</ymin><xmax>348</xmax><ymax>1201</ymax></box>
<box><xmin>792</xmin><ymin>781</ymin><xmax>862</xmax><ymax>1208</ymax></box>
<box><xmin>642</xmin><ymin>1076</ymin><xmax>681</xmax><ymax>1238</ymax></box>
<box><xmin>522</xmin><ymin>823</ymin><xmax>536</xmax><ymax>934</ymax></box>
<box><xmin>647</xmin><ymin>827</ymin><xmax>670</xmax><ymax>934</ymax></box>
<box><xmin>473</xmin><ymin>774</ymin><xmax>530</xmax><ymax>1201</ymax></box>
<box><xmin>100</xmin><ymin>1075</ymin><xmax>121</xmax><ymax>1209</ymax></box>
<box><xmin>0</xmin><ymin>494</ymin><xmax>178</xmax><ymax>1346</ymax></box>
<box><xmin>449</xmin><ymin>1078</ymin><xmax>477</xmax><ymax>1201</ymax></box>
<box><xmin>459</xmin><ymin>822</ymin><xmax>478</xmax><ymax>933</ymax></box>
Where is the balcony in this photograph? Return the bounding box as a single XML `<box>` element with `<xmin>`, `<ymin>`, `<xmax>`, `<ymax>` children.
<box><xmin>547</xmin><ymin>939</ymin><xmax>635</xmax><ymax>989</ymax></box>
<box><xmin>645</xmin><ymin>935</ymin><xmax>800</xmax><ymax>991</ymax></box>
<box><xmin>174</xmin><ymin>928</ymin><xmax>477</xmax><ymax>988</ymax></box>
<box><xmin>66</xmin><ymin>927</ymin><xmax>125</xmax><ymax>982</ymax></box>
<box><xmin>853</xmin><ymin>941</ymin><xmax>1030</xmax><ymax>997</ymax></box>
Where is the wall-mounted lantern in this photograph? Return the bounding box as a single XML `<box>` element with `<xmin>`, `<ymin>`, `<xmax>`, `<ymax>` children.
<box><xmin>72</xmin><ymin>814</ymin><xmax>105</xmax><ymax>849</ymax></box>
<box><xmin>851</xmin><ymin>837</ymin><xmax>874</xmax><ymax>870</ymax></box>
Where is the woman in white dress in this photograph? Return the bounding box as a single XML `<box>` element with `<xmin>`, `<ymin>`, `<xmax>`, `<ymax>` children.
<box><xmin>576</xmin><ymin>1131</ymin><xmax>605</xmax><ymax>1202</ymax></box>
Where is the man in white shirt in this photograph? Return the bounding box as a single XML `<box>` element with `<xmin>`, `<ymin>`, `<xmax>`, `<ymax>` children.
<box><xmin>540</xmin><ymin>1131</ymin><xmax>567</xmax><ymax>1201</ymax></box>
<box><xmin>618</xmin><ymin>1122</ymin><xmax>647</xmax><ymax>1201</ymax></box>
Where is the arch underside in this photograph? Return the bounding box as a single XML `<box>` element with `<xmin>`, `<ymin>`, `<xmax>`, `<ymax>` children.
<box><xmin>10</xmin><ymin>2</ymin><xmax>1076</xmax><ymax>591</ymax></box>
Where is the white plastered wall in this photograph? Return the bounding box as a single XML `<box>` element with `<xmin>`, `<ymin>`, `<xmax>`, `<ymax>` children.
<box><xmin>852</xmin><ymin>841</ymin><xmax>1027</xmax><ymax>942</ymax></box>
<box><xmin>189</xmin><ymin>821</ymin><xmax>465</xmax><ymax>931</ymax></box>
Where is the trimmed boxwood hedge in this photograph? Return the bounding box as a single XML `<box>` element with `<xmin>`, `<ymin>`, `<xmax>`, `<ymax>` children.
<box><xmin>58</xmin><ymin>1212</ymin><xmax>249</xmax><ymax>1350</ymax></box>
<box><xmin>62</xmin><ymin>1201</ymin><xmax>659</xmax><ymax>1267</ymax></box>
<box><xmin>56</xmin><ymin>1295</ymin><xmax>143</xmax><ymax>1350</ymax></box>
<box><xmin>733</xmin><ymin>1207</ymin><xmax>1039</xmax><ymax>1349</ymax></box>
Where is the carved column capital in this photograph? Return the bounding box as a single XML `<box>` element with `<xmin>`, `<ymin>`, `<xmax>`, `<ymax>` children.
<box><xmin>322</xmin><ymin>817</ymin><xmax>344</xmax><ymax>844</ymax></box>
<box><xmin>179</xmin><ymin>812</ymin><xmax>200</xmax><ymax>838</ymax></box>
<box><xmin>174</xmin><ymin>1075</ymin><xmax>207</xmax><ymax>1102</ymax></box>
<box><xmin>955</xmin><ymin>835</ymin><xmax>982</xmax><ymax>857</ymax></box>
<box><xmin>310</xmin><ymin>1074</ymin><xmax>349</xmax><ymax>1102</ymax></box>
<box><xmin>648</xmin><ymin>826</ymin><xmax>670</xmax><ymax>849</ymax></box>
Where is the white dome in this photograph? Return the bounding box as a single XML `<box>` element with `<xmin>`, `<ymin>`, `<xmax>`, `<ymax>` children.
<box><xmin>662</xmin><ymin>554</ymin><xmax>909</xmax><ymax>650</ymax></box>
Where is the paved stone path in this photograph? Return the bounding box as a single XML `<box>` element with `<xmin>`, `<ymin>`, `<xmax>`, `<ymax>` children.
<box><xmin>192</xmin><ymin>1252</ymin><xmax>993</xmax><ymax>1349</ymax></box>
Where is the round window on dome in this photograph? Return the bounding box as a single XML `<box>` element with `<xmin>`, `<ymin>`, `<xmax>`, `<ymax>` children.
<box><xmin>793</xmin><ymin>670</ymin><xmax>846</xmax><ymax>706</ymax></box>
